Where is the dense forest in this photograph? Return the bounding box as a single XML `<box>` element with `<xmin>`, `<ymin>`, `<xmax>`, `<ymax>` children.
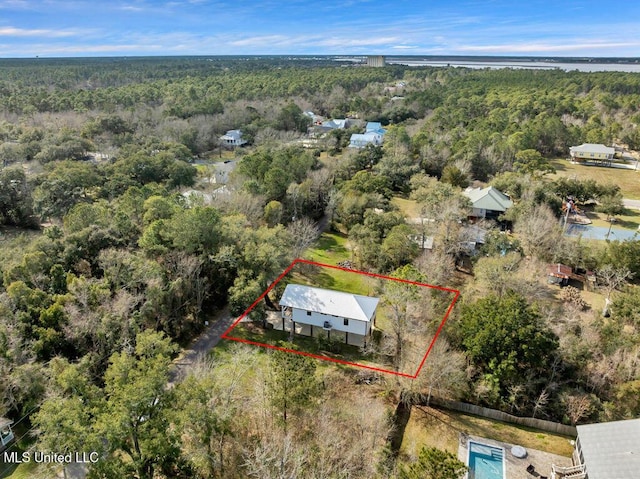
<box><xmin>0</xmin><ymin>57</ymin><xmax>639</xmax><ymax>478</ymax></box>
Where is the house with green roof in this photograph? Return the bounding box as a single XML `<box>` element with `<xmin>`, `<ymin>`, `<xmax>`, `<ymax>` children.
<box><xmin>463</xmin><ymin>186</ymin><xmax>513</xmax><ymax>221</ymax></box>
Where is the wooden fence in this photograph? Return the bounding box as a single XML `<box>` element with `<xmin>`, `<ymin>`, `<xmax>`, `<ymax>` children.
<box><xmin>429</xmin><ymin>397</ymin><xmax>577</xmax><ymax>436</ymax></box>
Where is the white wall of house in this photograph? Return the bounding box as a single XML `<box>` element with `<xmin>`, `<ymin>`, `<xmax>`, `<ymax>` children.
<box><xmin>471</xmin><ymin>207</ymin><xmax>486</xmax><ymax>218</ymax></box>
<box><xmin>285</xmin><ymin>308</ymin><xmax>371</xmax><ymax>336</ymax></box>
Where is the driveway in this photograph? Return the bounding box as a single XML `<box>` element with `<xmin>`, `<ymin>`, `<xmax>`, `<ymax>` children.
<box><xmin>169</xmin><ymin>305</ymin><xmax>235</xmax><ymax>385</ymax></box>
<box><xmin>623</xmin><ymin>198</ymin><xmax>640</xmax><ymax>210</ymax></box>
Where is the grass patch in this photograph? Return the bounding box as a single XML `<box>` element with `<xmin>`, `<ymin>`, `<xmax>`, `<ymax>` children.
<box><xmin>302</xmin><ymin>233</ymin><xmax>375</xmax><ymax>295</ymax></box>
<box><xmin>550</xmin><ymin>159</ymin><xmax>640</xmax><ymax>199</ymax></box>
<box><xmin>584</xmin><ymin>207</ymin><xmax>640</xmax><ymax>231</ymax></box>
<box><xmin>0</xmin><ymin>460</ymin><xmax>42</xmax><ymax>479</ymax></box>
<box><xmin>401</xmin><ymin>406</ymin><xmax>574</xmax><ymax>459</ymax></box>
<box><xmin>227</xmin><ymin>322</ymin><xmax>387</xmax><ymax>372</ymax></box>
<box><xmin>392</xmin><ymin>197</ymin><xmax>421</xmax><ymax>218</ymax></box>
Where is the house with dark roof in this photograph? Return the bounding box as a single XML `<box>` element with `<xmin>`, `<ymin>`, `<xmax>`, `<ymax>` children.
<box><xmin>464</xmin><ymin>186</ymin><xmax>513</xmax><ymax>221</ymax></box>
<box><xmin>279</xmin><ymin>284</ymin><xmax>379</xmax><ymax>347</ymax></box>
<box><xmin>551</xmin><ymin>418</ymin><xmax>640</xmax><ymax>479</ymax></box>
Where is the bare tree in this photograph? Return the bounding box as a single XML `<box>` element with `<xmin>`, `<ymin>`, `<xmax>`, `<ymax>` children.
<box><xmin>514</xmin><ymin>203</ymin><xmax>563</xmax><ymax>261</ymax></box>
<box><xmin>285</xmin><ymin>217</ymin><xmax>320</xmax><ymax>260</ymax></box>
<box><xmin>562</xmin><ymin>392</ymin><xmax>594</xmax><ymax>425</ymax></box>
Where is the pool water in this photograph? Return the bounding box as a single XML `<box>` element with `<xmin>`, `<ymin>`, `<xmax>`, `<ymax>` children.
<box><xmin>467</xmin><ymin>441</ymin><xmax>505</xmax><ymax>479</ymax></box>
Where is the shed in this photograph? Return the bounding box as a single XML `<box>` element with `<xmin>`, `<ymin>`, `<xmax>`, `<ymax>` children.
<box><xmin>547</xmin><ymin>263</ymin><xmax>573</xmax><ymax>285</ymax></box>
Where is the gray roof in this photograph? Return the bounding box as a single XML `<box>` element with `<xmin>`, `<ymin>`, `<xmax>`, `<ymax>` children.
<box><xmin>570</xmin><ymin>143</ymin><xmax>615</xmax><ymax>155</ymax></box>
<box><xmin>280</xmin><ymin>284</ymin><xmax>379</xmax><ymax>322</ymax></box>
<box><xmin>464</xmin><ymin>186</ymin><xmax>513</xmax><ymax>212</ymax></box>
<box><xmin>577</xmin><ymin>418</ymin><xmax>640</xmax><ymax>479</ymax></box>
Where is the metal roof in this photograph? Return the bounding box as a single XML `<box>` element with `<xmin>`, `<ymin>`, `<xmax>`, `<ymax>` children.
<box><xmin>577</xmin><ymin>419</ymin><xmax>640</xmax><ymax>479</ymax></box>
<box><xmin>279</xmin><ymin>284</ymin><xmax>379</xmax><ymax>322</ymax></box>
<box><xmin>570</xmin><ymin>143</ymin><xmax>615</xmax><ymax>155</ymax></box>
<box><xmin>220</xmin><ymin>130</ymin><xmax>243</xmax><ymax>140</ymax></box>
<box><xmin>464</xmin><ymin>186</ymin><xmax>513</xmax><ymax>212</ymax></box>
<box><xmin>548</xmin><ymin>263</ymin><xmax>572</xmax><ymax>278</ymax></box>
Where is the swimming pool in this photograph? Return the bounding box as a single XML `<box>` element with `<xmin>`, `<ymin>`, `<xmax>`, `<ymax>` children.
<box><xmin>467</xmin><ymin>441</ymin><xmax>505</xmax><ymax>479</ymax></box>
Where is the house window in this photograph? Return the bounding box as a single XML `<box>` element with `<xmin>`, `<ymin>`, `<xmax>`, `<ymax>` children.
<box><xmin>306</xmin><ymin>311</ymin><xmax>312</xmax><ymax>316</ymax></box>
<box><xmin>343</xmin><ymin>318</ymin><xmax>349</xmax><ymax>326</ymax></box>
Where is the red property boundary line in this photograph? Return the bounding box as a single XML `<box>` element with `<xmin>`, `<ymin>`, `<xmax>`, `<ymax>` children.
<box><xmin>221</xmin><ymin>258</ymin><xmax>460</xmax><ymax>379</ymax></box>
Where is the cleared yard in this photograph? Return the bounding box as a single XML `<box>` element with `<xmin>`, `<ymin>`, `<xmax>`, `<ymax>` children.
<box><xmin>302</xmin><ymin>233</ymin><xmax>374</xmax><ymax>295</ymax></box>
<box><xmin>401</xmin><ymin>406</ymin><xmax>574</xmax><ymax>459</ymax></box>
<box><xmin>550</xmin><ymin>159</ymin><xmax>640</xmax><ymax>199</ymax></box>
<box><xmin>391</xmin><ymin>197</ymin><xmax>421</xmax><ymax>218</ymax></box>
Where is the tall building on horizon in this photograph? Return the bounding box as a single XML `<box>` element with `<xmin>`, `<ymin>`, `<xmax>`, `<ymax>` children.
<box><xmin>366</xmin><ymin>55</ymin><xmax>386</xmax><ymax>67</ymax></box>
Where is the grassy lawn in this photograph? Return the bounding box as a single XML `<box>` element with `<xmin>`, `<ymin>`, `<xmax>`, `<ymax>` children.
<box><xmin>0</xmin><ymin>460</ymin><xmax>42</xmax><ymax>479</ymax></box>
<box><xmin>302</xmin><ymin>233</ymin><xmax>376</xmax><ymax>295</ymax></box>
<box><xmin>401</xmin><ymin>406</ymin><xmax>574</xmax><ymax>460</ymax></box>
<box><xmin>228</xmin><ymin>322</ymin><xmax>382</xmax><ymax>365</ymax></box>
<box><xmin>550</xmin><ymin>159</ymin><xmax>640</xmax><ymax>199</ymax></box>
<box><xmin>584</xmin><ymin>207</ymin><xmax>640</xmax><ymax>231</ymax></box>
<box><xmin>392</xmin><ymin>197</ymin><xmax>421</xmax><ymax>218</ymax></box>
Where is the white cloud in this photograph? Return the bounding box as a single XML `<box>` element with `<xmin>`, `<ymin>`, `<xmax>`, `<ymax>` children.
<box><xmin>458</xmin><ymin>41</ymin><xmax>640</xmax><ymax>54</ymax></box>
<box><xmin>0</xmin><ymin>26</ymin><xmax>82</xmax><ymax>37</ymax></box>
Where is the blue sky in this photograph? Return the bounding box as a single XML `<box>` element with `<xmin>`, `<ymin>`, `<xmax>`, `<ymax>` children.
<box><xmin>0</xmin><ymin>0</ymin><xmax>639</xmax><ymax>57</ymax></box>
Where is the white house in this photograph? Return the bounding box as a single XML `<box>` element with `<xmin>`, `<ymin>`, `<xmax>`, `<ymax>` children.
<box><xmin>219</xmin><ymin>130</ymin><xmax>247</xmax><ymax>147</ymax></box>
<box><xmin>551</xmin><ymin>418</ymin><xmax>640</xmax><ymax>479</ymax></box>
<box><xmin>348</xmin><ymin>132</ymin><xmax>383</xmax><ymax>148</ymax></box>
<box><xmin>569</xmin><ymin>144</ymin><xmax>615</xmax><ymax>164</ymax></box>
<box><xmin>279</xmin><ymin>284</ymin><xmax>379</xmax><ymax>347</ymax></box>
<box><xmin>463</xmin><ymin>186</ymin><xmax>513</xmax><ymax>220</ymax></box>
<box><xmin>348</xmin><ymin>121</ymin><xmax>387</xmax><ymax>148</ymax></box>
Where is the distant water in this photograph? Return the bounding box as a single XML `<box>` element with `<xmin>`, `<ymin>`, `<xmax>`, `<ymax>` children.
<box><xmin>384</xmin><ymin>59</ymin><xmax>640</xmax><ymax>73</ymax></box>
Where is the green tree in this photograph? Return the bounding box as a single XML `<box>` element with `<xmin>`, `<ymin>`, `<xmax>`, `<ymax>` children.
<box><xmin>458</xmin><ymin>292</ymin><xmax>558</xmax><ymax>399</ymax></box>
<box><xmin>400</xmin><ymin>446</ymin><xmax>467</xmax><ymax>479</ymax></box>
<box><xmin>267</xmin><ymin>344</ymin><xmax>321</xmax><ymax>431</ymax></box>
<box><xmin>514</xmin><ymin>149</ymin><xmax>555</xmax><ymax>176</ymax></box>
<box><xmin>274</xmin><ymin>102</ymin><xmax>310</xmax><ymax>132</ymax></box>
<box><xmin>596</xmin><ymin>192</ymin><xmax>625</xmax><ymax>239</ymax></box>
<box><xmin>97</xmin><ymin>330</ymin><xmax>179</xmax><ymax>479</ymax></box>
<box><xmin>440</xmin><ymin>165</ymin><xmax>469</xmax><ymax>188</ymax></box>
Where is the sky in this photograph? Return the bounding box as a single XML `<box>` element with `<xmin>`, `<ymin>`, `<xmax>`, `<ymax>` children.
<box><xmin>0</xmin><ymin>0</ymin><xmax>639</xmax><ymax>58</ymax></box>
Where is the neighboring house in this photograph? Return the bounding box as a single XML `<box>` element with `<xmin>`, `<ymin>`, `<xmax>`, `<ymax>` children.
<box><xmin>348</xmin><ymin>121</ymin><xmax>387</xmax><ymax>148</ymax></box>
<box><xmin>365</xmin><ymin>121</ymin><xmax>387</xmax><ymax>135</ymax></box>
<box><xmin>464</xmin><ymin>186</ymin><xmax>513</xmax><ymax>220</ymax></box>
<box><xmin>279</xmin><ymin>284</ymin><xmax>379</xmax><ymax>347</ymax></box>
<box><xmin>551</xmin><ymin>418</ymin><xmax>640</xmax><ymax>479</ymax></box>
<box><xmin>349</xmin><ymin>132</ymin><xmax>384</xmax><ymax>148</ymax></box>
<box><xmin>219</xmin><ymin>130</ymin><xmax>247</xmax><ymax>147</ymax></box>
<box><xmin>0</xmin><ymin>417</ymin><xmax>14</xmax><ymax>450</ymax></box>
<box><xmin>547</xmin><ymin>263</ymin><xmax>573</xmax><ymax>286</ymax></box>
<box><xmin>303</xmin><ymin>111</ymin><xmax>325</xmax><ymax>125</ymax></box>
<box><xmin>321</xmin><ymin>119</ymin><xmax>350</xmax><ymax>129</ymax></box>
<box><xmin>569</xmin><ymin>143</ymin><xmax>615</xmax><ymax>165</ymax></box>
<box><xmin>307</xmin><ymin>125</ymin><xmax>335</xmax><ymax>138</ymax></box>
